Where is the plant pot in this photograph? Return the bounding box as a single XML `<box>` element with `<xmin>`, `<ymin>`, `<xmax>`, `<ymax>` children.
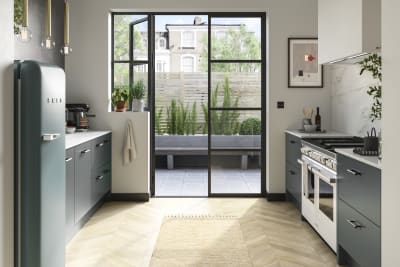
<box><xmin>114</xmin><ymin>101</ymin><xmax>127</xmax><ymax>112</ymax></box>
<box><xmin>132</xmin><ymin>99</ymin><xmax>144</xmax><ymax>112</ymax></box>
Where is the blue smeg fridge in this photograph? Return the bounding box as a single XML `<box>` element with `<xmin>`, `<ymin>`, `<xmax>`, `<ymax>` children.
<box><xmin>14</xmin><ymin>61</ymin><xmax>66</xmax><ymax>267</ymax></box>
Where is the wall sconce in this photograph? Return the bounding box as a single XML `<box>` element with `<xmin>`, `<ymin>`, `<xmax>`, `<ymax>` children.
<box><xmin>16</xmin><ymin>0</ymin><xmax>32</xmax><ymax>42</ymax></box>
<box><xmin>61</xmin><ymin>0</ymin><xmax>72</xmax><ymax>55</ymax></box>
<box><xmin>41</xmin><ymin>0</ymin><xmax>55</xmax><ymax>49</ymax></box>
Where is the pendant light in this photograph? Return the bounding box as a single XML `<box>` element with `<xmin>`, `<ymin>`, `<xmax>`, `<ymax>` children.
<box><xmin>16</xmin><ymin>0</ymin><xmax>32</xmax><ymax>42</ymax></box>
<box><xmin>41</xmin><ymin>0</ymin><xmax>55</xmax><ymax>49</ymax></box>
<box><xmin>61</xmin><ymin>0</ymin><xmax>72</xmax><ymax>55</ymax></box>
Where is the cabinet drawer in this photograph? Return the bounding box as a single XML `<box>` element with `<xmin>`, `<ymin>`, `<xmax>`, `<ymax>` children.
<box><xmin>338</xmin><ymin>200</ymin><xmax>381</xmax><ymax>267</ymax></box>
<box><xmin>286</xmin><ymin>162</ymin><xmax>301</xmax><ymax>208</ymax></box>
<box><xmin>337</xmin><ymin>154</ymin><xmax>381</xmax><ymax>226</ymax></box>
<box><xmin>92</xmin><ymin>134</ymin><xmax>111</xmax><ymax>169</ymax></box>
<box><xmin>286</xmin><ymin>133</ymin><xmax>301</xmax><ymax>166</ymax></box>
<box><xmin>92</xmin><ymin>164</ymin><xmax>111</xmax><ymax>205</ymax></box>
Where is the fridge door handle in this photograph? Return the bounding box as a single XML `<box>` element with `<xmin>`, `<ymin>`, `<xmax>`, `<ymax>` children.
<box><xmin>42</xmin><ymin>133</ymin><xmax>61</xmax><ymax>142</ymax></box>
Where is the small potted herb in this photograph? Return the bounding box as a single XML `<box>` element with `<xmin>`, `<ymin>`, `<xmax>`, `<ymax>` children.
<box><xmin>112</xmin><ymin>87</ymin><xmax>130</xmax><ymax>112</ymax></box>
<box><xmin>130</xmin><ymin>80</ymin><xmax>146</xmax><ymax>112</ymax></box>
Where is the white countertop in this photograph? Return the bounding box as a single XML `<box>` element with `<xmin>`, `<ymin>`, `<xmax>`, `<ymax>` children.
<box><xmin>65</xmin><ymin>130</ymin><xmax>112</xmax><ymax>150</ymax></box>
<box><xmin>285</xmin><ymin>129</ymin><xmax>353</xmax><ymax>138</ymax></box>
<box><xmin>335</xmin><ymin>148</ymin><xmax>381</xmax><ymax>170</ymax></box>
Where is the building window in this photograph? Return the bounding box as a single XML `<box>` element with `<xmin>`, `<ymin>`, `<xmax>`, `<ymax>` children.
<box><xmin>182</xmin><ymin>31</ymin><xmax>195</xmax><ymax>47</ymax></box>
<box><xmin>182</xmin><ymin>56</ymin><xmax>195</xmax><ymax>72</ymax></box>
<box><xmin>159</xmin><ymin>38</ymin><xmax>166</xmax><ymax>49</ymax></box>
<box><xmin>156</xmin><ymin>60</ymin><xmax>166</xmax><ymax>72</ymax></box>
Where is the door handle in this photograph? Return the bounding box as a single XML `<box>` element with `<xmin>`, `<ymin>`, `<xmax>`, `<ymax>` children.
<box><xmin>346</xmin><ymin>219</ymin><xmax>364</xmax><ymax>229</ymax></box>
<box><xmin>42</xmin><ymin>133</ymin><xmax>61</xmax><ymax>141</ymax></box>
<box><xmin>80</xmin><ymin>149</ymin><xmax>91</xmax><ymax>154</ymax></box>
<box><xmin>96</xmin><ymin>175</ymin><xmax>104</xmax><ymax>181</ymax></box>
<box><xmin>346</xmin><ymin>169</ymin><xmax>361</xmax><ymax>176</ymax></box>
<box><xmin>65</xmin><ymin>157</ymin><xmax>73</xmax><ymax>162</ymax></box>
<box><xmin>289</xmin><ymin>170</ymin><xmax>296</xmax><ymax>175</ymax></box>
<box><xmin>96</xmin><ymin>142</ymin><xmax>105</xmax><ymax>147</ymax></box>
<box><xmin>290</xmin><ymin>140</ymin><xmax>296</xmax><ymax>144</ymax></box>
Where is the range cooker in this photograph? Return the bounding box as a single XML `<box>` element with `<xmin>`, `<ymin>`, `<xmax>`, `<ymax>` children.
<box><xmin>298</xmin><ymin>137</ymin><xmax>364</xmax><ymax>252</ymax></box>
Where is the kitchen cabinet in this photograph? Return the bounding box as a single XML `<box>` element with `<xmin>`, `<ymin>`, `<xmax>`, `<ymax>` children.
<box><xmin>65</xmin><ymin>149</ymin><xmax>75</xmax><ymax>238</ymax></box>
<box><xmin>285</xmin><ymin>133</ymin><xmax>302</xmax><ymax>209</ymax></box>
<box><xmin>318</xmin><ymin>0</ymin><xmax>381</xmax><ymax>64</ymax></box>
<box><xmin>74</xmin><ymin>142</ymin><xmax>93</xmax><ymax>223</ymax></box>
<box><xmin>65</xmin><ymin>132</ymin><xmax>112</xmax><ymax>242</ymax></box>
<box><xmin>337</xmin><ymin>154</ymin><xmax>381</xmax><ymax>267</ymax></box>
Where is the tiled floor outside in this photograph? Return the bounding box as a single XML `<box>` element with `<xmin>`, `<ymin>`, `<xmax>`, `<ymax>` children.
<box><xmin>155</xmin><ymin>168</ymin><xmax>261</xmax><ymax>196</ymax></box>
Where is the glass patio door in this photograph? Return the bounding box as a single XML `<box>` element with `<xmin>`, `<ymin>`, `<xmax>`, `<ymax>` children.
<box><xmin>208</xmin><ymin>15</ymin><xmax>266</xmax><ymax>196</ymax></box>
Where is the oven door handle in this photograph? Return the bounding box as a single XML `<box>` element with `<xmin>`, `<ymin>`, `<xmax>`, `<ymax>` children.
<box><xmin>312</xmin><ymin>168</ymin><xmax>337</xmax><ymax>185</ymax></box>
<box><xmin>297</xmin><ymin>159</ymin><xmax>303</xmax><ymax>165</ymax></box>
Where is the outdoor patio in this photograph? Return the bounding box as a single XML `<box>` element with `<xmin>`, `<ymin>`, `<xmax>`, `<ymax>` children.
<box><xmin>155</xmin><ymin>168</ymin><xmax>261</xmax><ymax>196</ymax></box>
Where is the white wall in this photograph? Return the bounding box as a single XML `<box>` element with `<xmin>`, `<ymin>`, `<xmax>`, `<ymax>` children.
<box><xmin>327</xmin><ymin>64</ymin><xmax>381</xmax><ymax>136</ymax></box>
<box><xmin>66</xmin><ymin>0</ymin><xmax>330</xmax><ymax>194</ymax></box>
<box><xmin>381</xmin><ymin>0</ymin><xmax>400</xmax><ymax>265</ymax></box>
<box><xmin>0</xmin><ymin>0</ymin><xmax>14</xmax><ymax>265</ymax></box>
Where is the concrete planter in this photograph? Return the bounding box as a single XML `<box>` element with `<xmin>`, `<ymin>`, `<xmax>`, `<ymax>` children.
<box><xmin>132</xmin><ymin>99</ymin><xmax>144</xmax><ymax>112</ymax></box>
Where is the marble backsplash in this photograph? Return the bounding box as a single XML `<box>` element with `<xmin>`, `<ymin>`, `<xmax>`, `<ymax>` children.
<box><xmin>326</xmin><ymin>64</ymin><xmax>381</xmax><ymax>137</ymax></box>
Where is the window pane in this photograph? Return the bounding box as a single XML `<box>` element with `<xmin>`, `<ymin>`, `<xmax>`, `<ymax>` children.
<box><xmin>113</xmin><ymin>63</ymin><xmax>129</xmax><ymax>87</ymax></box>
<box><xmin>211</xmin><ymin>17</ymin><xmax>261</xmax><ymax>60</ymax></box>
<box><xmin>133</xmin><ymin>64</ymin><xmax>148</xmax><ymax>108</ymax></box>
<box><xmin>182</xmin><ymin>56</ymin><xmax>195</xmax><ymax>72</ymax></box>
<box><xmin>182</xmin><ymin>31</ymin><xmax>195</xmax><ymax>47</ymax></box>
<box><xmin>133</xmin><ymin>21</ymin><xmax>148</xmax><ymax>60</ymax></box>
<box><xmin>113</xmin><ymin>15</ymin><xmax>147</xmax><ymax>61</ymax></box>
<box><xmin>211</xmin><ymin>63</ymin><xmax>261</xmax><ymax>108</ymax></box>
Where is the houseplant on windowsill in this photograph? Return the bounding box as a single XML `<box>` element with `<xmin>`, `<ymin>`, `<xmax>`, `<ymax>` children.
<box><xmin>131</xmin><ymin>80</ymin><xmax>146</xmax><ymax>112</ymax></box>
<box><xmin>112</xmin><ymin>87</ymin><xmax>130</xmax><ymax>112</ymax></box>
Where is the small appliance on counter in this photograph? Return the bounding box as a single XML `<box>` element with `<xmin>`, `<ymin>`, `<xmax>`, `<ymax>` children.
<box><xmin>66</xmin><ymin>103</ymin><xmax>96</xmax><ymax>131</ymax></box>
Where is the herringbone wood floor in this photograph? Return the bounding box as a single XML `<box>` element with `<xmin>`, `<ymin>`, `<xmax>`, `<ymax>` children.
<box><xmin>66</xmin><ymin>198</ymin><xmax>342</xmax><ymax>267</ymax></box>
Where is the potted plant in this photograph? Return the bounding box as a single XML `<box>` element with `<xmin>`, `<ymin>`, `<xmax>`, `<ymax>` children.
<box><xmin>111</xmin><ymin>86</ymin><xmax>130</xmax><ymax>112</ymax></box>
<box><xmin>130</xmin><ymin>80</ymin><xmax>146</xmax><ymax>112</ymax></box>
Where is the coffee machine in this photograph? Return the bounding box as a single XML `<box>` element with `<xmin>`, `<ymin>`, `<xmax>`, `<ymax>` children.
<box><xmin>66</xmin><ymin>104</ymin><xmax>95</xmax><ymax>131</ymax></box>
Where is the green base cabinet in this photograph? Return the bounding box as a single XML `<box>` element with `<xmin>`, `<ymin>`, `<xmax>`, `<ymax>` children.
<box><xmin>285</xmin><ymin>133</ymin><xmax>302</xmax><ymax>209</ymax></box>
<box><xmin>337</xmin><ymin>154</ymin><xmax>381</xmax><ymax>267</ymax></box>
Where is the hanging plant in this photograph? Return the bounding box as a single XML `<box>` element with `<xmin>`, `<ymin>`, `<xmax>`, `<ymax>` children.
<box><xmin>359</xmin><ymin>53</ymin><xmax>382</xmax><ymax>122</ymax></box>
<box><xmin>14</xmin><ymin>0</ymin><xmax>23</xmax><ymax>34</ymax></box>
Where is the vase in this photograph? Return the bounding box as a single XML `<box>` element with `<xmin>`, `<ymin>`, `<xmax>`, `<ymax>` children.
<box><xmin>132</xmin><ymin>99</ymin><xmax>144</xmax><ymax>112</ymax></box>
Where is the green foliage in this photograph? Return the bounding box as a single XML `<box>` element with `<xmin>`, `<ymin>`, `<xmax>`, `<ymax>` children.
<box><xmin>113</xmin><ymin>15</ymin><xmax>143</xmax><ymax>60</ymax></box>
<box><xmin>202</xmin><ymin>77</ymin><xmax>240</xmax><ymax>135</ymax></box>
<box><xmin>111</xmin><ymin>87</ymin><xmax>130</xmax><ymax>105</ymax></box>
<box><xmin>130</xmin><ymin>79</ymin><xmax>146</xmax><ymax>100</ymax></box>
<box><xmin>14</xmin><ymin>0</ymin><xmax>23</xmax><ymax>34</ymax></box>
<box><xmin>200</xmin><ymin>25</ymin><xmax>261</xmax><ymax>72</ymax></box>
<box><xmin>164</xmin><ymin>100</ymin><xmax>199</xmax><ymax>135</ymax></box>
<box><xmin>239</xmin><ymin>118</ymin><xmax>261</xmax><ymax>135</ymax></box>
<box><xmin>155</xmin><ymin>107</ymin><xmax>164</xmax><ymax>135</ymax></box>
<box><xmin>359</xmin><ymin>54</ymin><xmax>382</xmax><ymax>122</ymax></box>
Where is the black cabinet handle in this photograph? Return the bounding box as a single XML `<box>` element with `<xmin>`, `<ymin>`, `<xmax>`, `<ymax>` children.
<box><xmin>96</xmin><ymin>142</ymin><xmax>105</xmax><ymax>148</ymax></box>
<box><xmin>96</xmin><ymin>175</ymin><xmax>104</xmax><ymax>181</ymax></box>
<box><xmin>81</xmin><ymin>149</ymin><xmax>91</xmax><ymax>154</ymax></box>
<box><xmin>346</xmin><ymin>169</ymin><xmax>361</xmax><ymax>176</ymax></box>
<box><xmin>290</xmin><ymin>140</ymin><xmax>296</xmax><ymax>144</ymax></box>
<box><xmin>65</xmin><ymin>157</ymin><xmax>73</xmax><ymax>162</ymax></box>
<box><xmin>289</xmin><ymin>170</ymin><xmax>296</xmax><ymax>175</ymax></box>
<box><xmin>346</xmin><ymin>219</ymin><xmax>364</xmax><ymax>229</ymax></box>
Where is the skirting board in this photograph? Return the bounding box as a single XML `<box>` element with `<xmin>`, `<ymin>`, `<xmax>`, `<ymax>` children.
<box><xmin>111</xmin><ymin>193</ymin><xmax>150</xmax><ymax>202</ymax></box>
<box><xmin>266</xmin><ymin>192</ymin><xmax>286</xmax><ymax>201</ymax></box>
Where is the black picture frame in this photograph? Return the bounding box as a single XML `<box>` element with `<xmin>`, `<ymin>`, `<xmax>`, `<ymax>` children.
<box><xmin>288</xmin><ymin>37</ymin><xmax>323</xmax><ymax>88</ymax></box>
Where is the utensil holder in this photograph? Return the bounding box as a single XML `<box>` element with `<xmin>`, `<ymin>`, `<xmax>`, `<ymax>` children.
<box><xmin>363</xmin><ymin>137</ymin><xmax>379</xmax><ymax>152</ymax></box>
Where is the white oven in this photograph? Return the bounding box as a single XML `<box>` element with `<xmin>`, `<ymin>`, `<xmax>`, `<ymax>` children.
<box><xmin>299</xmin><ymin>154</ymin><xmax>337</xmax><ymax>252</ymax></box>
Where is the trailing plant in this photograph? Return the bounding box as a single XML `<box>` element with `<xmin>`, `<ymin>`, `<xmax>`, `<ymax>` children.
<box><xmin>239</xmin><ymin>118</ymin><xmax>261</xmax><ymax>135</ymax></box>
<box><xmin>155</xmin><ymin>107</ymin><xmax>164</xmax><ymax>135</ymax></box>
<box><xmin>130</xmin><ymin>79</ymin><xmax>146</xmax><ymax>100</ymax></box>
<box><xmin>359</xmin><ymin>53</ymin><xmax>382</xmax><ymax>122</ymax></box>
<box><xmin>14</xmin><ymin>0</ymin><xmax>23</xmax><ymax>34</ymax></box>
<box><xmin>202</xmin><ymin>77</ymin><xmax>240</xmax><ymax>135</ymax></box>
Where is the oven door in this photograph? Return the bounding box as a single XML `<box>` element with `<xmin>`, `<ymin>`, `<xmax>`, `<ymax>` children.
<box><xmin>312</xmin><ymin>165</ymin><xmax>337</xmax><ymax>252</ymax></box>
<box><xmin>300</xmin><ymin>156</ymin><xmax>317</xmax><ymax>227</ymax></box>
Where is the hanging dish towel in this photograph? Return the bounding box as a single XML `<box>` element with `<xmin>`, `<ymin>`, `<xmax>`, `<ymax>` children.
<box><xmin>123</xmin><ymin>119</ymin><xmax>137</xmax><ymax>165</ymax></box>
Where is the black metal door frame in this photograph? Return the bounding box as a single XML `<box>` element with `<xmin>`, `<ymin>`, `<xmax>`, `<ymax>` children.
<box><xmin>111</xmin><ymin>12</ymin><xmax>266</xmax><ymax>197</ymax></box>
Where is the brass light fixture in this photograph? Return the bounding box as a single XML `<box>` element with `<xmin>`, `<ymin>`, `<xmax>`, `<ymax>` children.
<box><xmin>41</xmin><ymin>0</ymin><xmax>55</xmax><ymax>49</ymax></box>
<box><xmin>16</xmin><ymin>0</ymin><xmax>32</xmax><ymax>42</ymax></box>
<box><xmin>61</xmin><ymin>0</ymin><xmax>72</xmax><ymax>55</ymax></box>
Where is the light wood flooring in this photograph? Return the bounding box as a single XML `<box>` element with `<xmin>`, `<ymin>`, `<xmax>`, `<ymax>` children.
<box><xmin>66</xmin><ymin>198</ymin><xmax>341</xmax><ymax>267</ymax></box>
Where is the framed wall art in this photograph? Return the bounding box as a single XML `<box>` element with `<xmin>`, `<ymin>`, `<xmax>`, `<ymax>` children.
<box><xmin>288</xmin><ymin>38</ymin><xmax>323</xmax><ymax>88</ymax></box>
